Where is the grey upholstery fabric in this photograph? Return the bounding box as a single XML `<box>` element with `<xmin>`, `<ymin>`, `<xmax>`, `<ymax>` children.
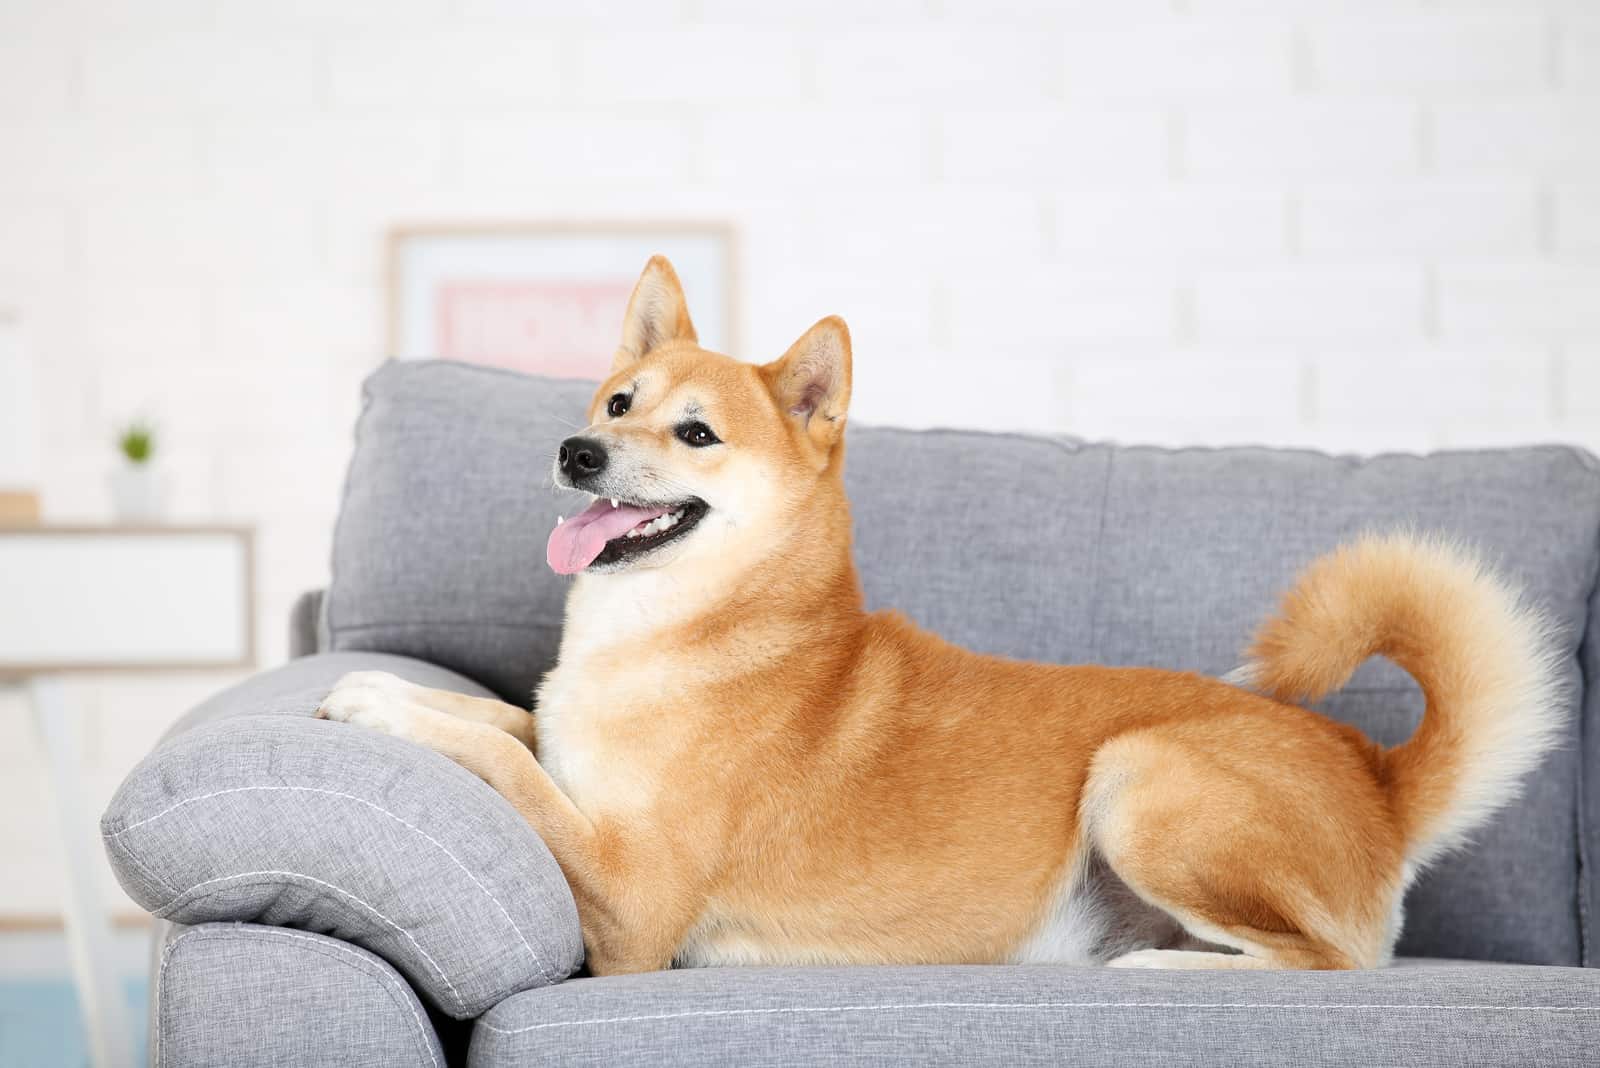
<box><xmin>102</xmin><ymin>653</ymin><xmax>584</xmax><ymax>1018</ymax></box>
<box><xmin>470</xmin><ymin>959</ymin><xmax>1600</xmax><ymax>1068</ymax></box>
<box><xmin>155</xmin><ymin>921</ymin><xmax>445</xmax><ymax>1068</ymax></box>
<box><xmin>1585</xmin><ymin>572</ymin><xmax>1600</xmax><ymax>968</ymax></box>
<box><xmin>327</xmin><ymin>362</ymin><xmax>592</xmax><ymax>701</ymax></box>
<box><xmin>289</xmin><ymin>588</ymin><xmax>323</xmax><ymax>658</ymax></box>
<box><xmin>325</xmin><ymin>360</ymin><xmax>1600</xmax><ymax>965</ymax></box>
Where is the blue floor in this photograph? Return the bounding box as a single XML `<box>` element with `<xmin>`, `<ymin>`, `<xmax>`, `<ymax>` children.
<box><xmin>0</xmin><ymin>978</ymin><xmax>148</xmax><ymax>1068</ymax></box>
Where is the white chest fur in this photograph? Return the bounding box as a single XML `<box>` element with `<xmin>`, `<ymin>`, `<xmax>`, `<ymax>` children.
<box><xmin>535</xmin><ymin>662</ymin><xmax>662</xmax><ymax>816</ymax></box>
<box><xmin>535</xmin><ymin>572</ymin><xmax>706</xmax><ymax>816</ymax></box>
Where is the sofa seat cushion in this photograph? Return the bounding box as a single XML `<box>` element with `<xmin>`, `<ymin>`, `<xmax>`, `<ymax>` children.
<box><xmin>469</xmin><ymin>960</ymin><xmax>1600</xmax><ymax>1068</ymax></box>
<box><xmin>102</xmin><ymin>653</ymin><xmax>584</xmax><ymax>1019</ymax></box>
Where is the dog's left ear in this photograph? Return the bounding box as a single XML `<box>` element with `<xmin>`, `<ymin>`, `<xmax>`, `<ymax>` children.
<box><xmin>762</xmin><ymin>316</ymin><xmax>852</xmax><ymax>455</ymax></box>
<box><xmin>615</xmin><ymin>255</ymin><xmax>698</xmax><ymax>370</ymax></box>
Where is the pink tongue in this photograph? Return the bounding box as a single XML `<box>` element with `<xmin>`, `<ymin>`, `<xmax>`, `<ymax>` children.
<box><xmin>546</xmin><ymin>499</ymin><xmax>667</xmax><ymax>574</ymax></box>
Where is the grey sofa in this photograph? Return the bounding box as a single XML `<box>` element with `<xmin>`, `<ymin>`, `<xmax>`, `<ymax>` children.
<box><xmin>104</xmin><ymin>361</ymin><xmax>1600</xmax><ymax>1066</ymax></box>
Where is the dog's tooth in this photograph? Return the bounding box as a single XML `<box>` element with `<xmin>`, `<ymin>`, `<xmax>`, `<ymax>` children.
<box><xmin>557</xmin><ymin>516</ymin><xmax>564</xmax><ymax>524</ymax></box>
<box><xmin>611</xmin><ymin>498</ymin><xmax>619</xmax><ymax>508</ymax></box>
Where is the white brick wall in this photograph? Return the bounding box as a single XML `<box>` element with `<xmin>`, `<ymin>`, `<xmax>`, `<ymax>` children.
<box><xmin>819</xmin><ymin>29</ymin><xmax>1056</xmax><ymax>101</ymax></box>
<box><xmin>327</xmin><ymin>33</ymin><xmax>564</xmax><ymax>110</ymax></box>
<box><xmin>1566</xmin><ymin>17</ymin><xmax>1600</xmax><ymax>87</ymax></box>
<box><xmin>1555</xmin><ymin>185</ymin><xmax>1600</xmax><ymax>251</ymax></box>
<box><xmin>1432</xmin><ymin>97</ymin><xmax>1600</xmax><ymax>174</ymax></box>
<box><xmin>82</xmin><ymin>33</ymin><xmax>323</xmax><ymax>116</ymax></box>
<box><xmin>1184</xmin><ymin>100</ymin><xmax>1422</xmax><ymax>177</ymax></box>
<box><xmin>1052</xmin><ymin>186</ymin><xmax>1288</xmax><ymax>261</ymax></box>
<box><xmin>1438</xmin><ymin>263</ymin><xmax>1600</xmax><ymax>338</ymax></box>
<box><xmin>1</xmin><ymin>0</ymin><xmax>1597</xmax><ymax>918</ymax></box>
<box><xmin>462</xmin><ymin>112</ymin><xmax>698</xmax><ymax>184</ymax></box>
<box><xmin>1192</xmin><ymin>266</ymin><xmax>1427</xmax><ymax>340</ymax></box>
<box><xmin>943</xmin><ymin>105</ymin><xmax>1170</xmax><ymax>181</ymax></box>
<box><xmin>1306</xmin><ymin>16</ymin><xmax>1547</xmax><ymax>90</ymax></box>
<box><xmin>1060</xmin><ymin>20</ymin><xmax>1296</xmax><ymax>97</ymax></box>
<box><xmin>702</xmin><ymin>108</ymin><xmax>928</xmax><ymax>185</ymax></box>
<box><xmin>1297</xmin><ymin>182</ymin><xmax>1539</xmax><ymax>257</ymax></box>
<box><xmin>577</xmin><ymin>29</ymin><xmax>813</xmax><ymax>104</ymax></box>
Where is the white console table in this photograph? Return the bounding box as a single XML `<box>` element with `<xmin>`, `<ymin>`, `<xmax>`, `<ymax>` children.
<box><xmin>0</xmin><ymin>525</ymin><xmax>255</xmax><ymax>1068</ymax></box>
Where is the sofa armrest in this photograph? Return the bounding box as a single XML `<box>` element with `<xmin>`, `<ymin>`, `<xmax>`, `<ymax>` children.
<box><xmin>288</xmin><ymin>588</ymin><xmax>324</xmax><ymax>658</ymax></box>
<box><xmin>154</xmin><ymin>921</ymin><xmax>449</xmax><ymax>1067</ymax></box>
<box><xmin>102</xmin><ymin>653</ymin><xmax>584</xmax><ymax>1019</ymax></box>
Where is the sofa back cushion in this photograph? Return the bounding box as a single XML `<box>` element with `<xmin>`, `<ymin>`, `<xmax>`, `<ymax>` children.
<box><xmin>328</xmin><ymin>360</ymin><xmax>1600</xmax><ymax>965</ymax></box>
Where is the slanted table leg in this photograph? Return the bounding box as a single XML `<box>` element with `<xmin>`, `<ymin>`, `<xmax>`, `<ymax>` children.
<box><xmin>29</xmin><ymin>676</ymin><xmax>135</xmax><ymax>1068</ymax></box>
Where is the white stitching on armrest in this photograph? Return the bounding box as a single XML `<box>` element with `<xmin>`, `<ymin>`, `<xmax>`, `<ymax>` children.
<box><xmin>153</xmin><ymin>869</ymin><xmax>467</xmax><ymax>1016</ymax></box>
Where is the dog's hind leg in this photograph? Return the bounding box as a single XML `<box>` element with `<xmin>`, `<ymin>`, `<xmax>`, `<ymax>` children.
<box><xmin>1082</xmin><ymin>725</ymin><xmax>1401</xmax><ymax>972</ymax></box>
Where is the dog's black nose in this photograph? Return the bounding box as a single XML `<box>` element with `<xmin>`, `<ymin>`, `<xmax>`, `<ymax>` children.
<box><xmin>558</xmin><ymin>436</ymin><xmax>608</xmax><ymax>481</ymax></box>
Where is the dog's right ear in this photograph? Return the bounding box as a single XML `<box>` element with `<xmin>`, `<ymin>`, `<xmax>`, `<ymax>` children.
<box><xmin>615</xmin><ymin>255</ymin><xmax>697</xmax><ymax>370</ymax></box>
<box><xmin>762</xmin><ymin>316</ymin><xmax>852</xmax><ymax>461</ymax></box>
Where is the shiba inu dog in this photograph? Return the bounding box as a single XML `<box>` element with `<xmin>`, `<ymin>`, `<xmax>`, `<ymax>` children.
<box><xmin>319</xmin><ymin>256</ymin><xmax>1562</xmax><ymax>976</ymax></box>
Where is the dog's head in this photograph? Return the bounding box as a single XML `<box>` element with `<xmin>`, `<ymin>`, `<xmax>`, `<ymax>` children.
<box><xmin>546</xmin><ymin>255</ymin><xmax>852</xmax><ymax>577</ymax></box>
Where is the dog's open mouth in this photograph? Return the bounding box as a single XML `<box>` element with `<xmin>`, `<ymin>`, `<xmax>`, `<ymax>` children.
<box><xmin>546</xmin><ymin>496</ymin><xmax>708</xmax><ymax>574</ymax></box>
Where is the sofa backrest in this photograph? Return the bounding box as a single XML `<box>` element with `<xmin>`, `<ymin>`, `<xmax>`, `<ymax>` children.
<box><xmin>327</xmin><ymin>360</ymin><xmax>1600</xmax><ymax>966</ymax></box>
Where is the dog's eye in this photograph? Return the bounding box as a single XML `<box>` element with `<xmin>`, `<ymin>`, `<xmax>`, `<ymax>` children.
<box><xmin>676</xmin><ymin>421</ymin><xmax>720</xmax><ymax>448</ymax></box>
<box><xmin>606</xmin><ymin>393</ymin><xmax>630</xmax><ymax>418</ymax></box>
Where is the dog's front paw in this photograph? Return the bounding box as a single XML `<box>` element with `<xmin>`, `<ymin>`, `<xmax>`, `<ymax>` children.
<box><xmin>317</xmin><ymin>681</ymin><xmax>422</xmax><ymax>738</ymax></box>
<box><xmin>329</xmin><ymin>670</ymin><xmax>416</xmax><ymax>698</ymax></box>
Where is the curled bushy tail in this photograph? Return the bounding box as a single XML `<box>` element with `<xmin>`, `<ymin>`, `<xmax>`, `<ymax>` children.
<box><xmin>1229</xmin><ymin>532</ymin><xmax>1564</xmax><ymax>870</ymax></box>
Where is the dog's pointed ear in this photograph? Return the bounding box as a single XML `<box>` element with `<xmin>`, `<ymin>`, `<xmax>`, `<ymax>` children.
<box><xmin>615</xmin><ymin>255</ymin><xmax>697</xmax><ymax>370</ymax></box>
<box><xmin>762</xmin><ymin>316</ymin><xmax>852</xmax><ymax>454</ymax></box>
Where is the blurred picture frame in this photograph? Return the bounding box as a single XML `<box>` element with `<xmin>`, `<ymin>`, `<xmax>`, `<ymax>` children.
<box><xmin>0</xmin><ymin>311</ymin><xmax>41</xmax><ymax>524</ymax></box>
<box><xmin>387</xmin><ymin>222</ymin><xmax>737</xmax><ymax>381</ymax></box>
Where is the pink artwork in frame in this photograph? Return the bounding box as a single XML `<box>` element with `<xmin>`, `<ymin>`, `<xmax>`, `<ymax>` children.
<box><xmin>389</xmin><ymin>225</ymin><xmax>736</xmax><ymax>381</ymax></box>
<box><xmin>436</xmin><ymin>279</ymin><xmax>634</xmax><ymax>379</ymax></box>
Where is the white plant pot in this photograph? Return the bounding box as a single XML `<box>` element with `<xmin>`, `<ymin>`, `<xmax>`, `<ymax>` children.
<box><xmin>109</xmin><ymin>464</ymin><xmax>166</xmax><ymax>522</ymax></box>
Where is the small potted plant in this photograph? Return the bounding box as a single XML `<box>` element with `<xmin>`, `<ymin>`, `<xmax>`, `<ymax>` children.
<box><xmin>109</xmin><ymin>420</ymin><xmax>165</xmax><ymax>522</ymax></box>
